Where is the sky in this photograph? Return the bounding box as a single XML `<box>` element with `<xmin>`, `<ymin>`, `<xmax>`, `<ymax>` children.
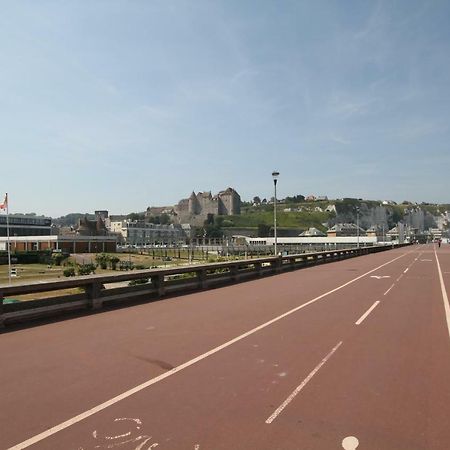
<box><xmin>0</xmin><ymin>0</ymin><xmax>449</xmax><ymax>217</ymax></box>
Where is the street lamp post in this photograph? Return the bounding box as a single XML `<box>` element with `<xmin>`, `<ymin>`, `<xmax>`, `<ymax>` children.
<box><xmin>272</xmin><ymin>171</ymin><xmax>280</xmax><ymax>256</ymax></box>
<box><xmin>356</xmin><ymin>207</ymin><xmax>360</xmax><ymax>249</ymax></box>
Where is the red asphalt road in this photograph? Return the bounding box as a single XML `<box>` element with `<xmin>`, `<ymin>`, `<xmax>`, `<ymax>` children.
<box><xmin>1</xmin><ymin>244</ymin><xmax>450</xmax><ymax>449</ymax></box>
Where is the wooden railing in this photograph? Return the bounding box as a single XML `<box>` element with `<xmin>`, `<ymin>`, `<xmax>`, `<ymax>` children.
<box><xmin>0</xmin><ymin>244</ymin><xmax>409</xmax><ymax>328</ymax></box>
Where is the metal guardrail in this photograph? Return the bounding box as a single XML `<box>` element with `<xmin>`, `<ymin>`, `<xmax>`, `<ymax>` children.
<box><xmin>0</xmin><ymin>244</ymin><xmax>409</xmax><ymax>328</ymax></box>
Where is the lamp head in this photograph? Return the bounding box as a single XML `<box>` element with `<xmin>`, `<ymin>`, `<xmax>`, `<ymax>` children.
<box><xmin>272</xmin><ymin>171</ymin><xmax>280</xmax><ymax>184</ymax></box>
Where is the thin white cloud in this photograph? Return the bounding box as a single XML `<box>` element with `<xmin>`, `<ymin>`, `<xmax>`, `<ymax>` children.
<box><xmin>326</xmin><ymin>93</ymin><xmax>378</xmax><ymax>119</ymax></box>
<box><xmin>395</xmin><ymin>121</ymin><xmax>449</xmax><ymax>140</ymax></box>
<box><xmin>230</xmin><ymin>68</ymin><xmax>259</xmax><ymax>84</ymax></box>
<box><xmin>330</xmin><ymin>135</ymin><xmax>352</xmax><ymax>145</ymax></box>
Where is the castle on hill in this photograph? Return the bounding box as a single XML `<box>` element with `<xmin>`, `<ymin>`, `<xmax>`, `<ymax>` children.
<box><xmin>175</xmin><ymin>187</ymin><xmax>241</xmax><ymax>226</ymax></box>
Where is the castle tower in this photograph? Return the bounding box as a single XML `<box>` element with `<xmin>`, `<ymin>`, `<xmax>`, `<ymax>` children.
<box><xmin>218</xmin><ymin>188</ymin><xmax>241</xmax><ymax>215</ymax></box>
<box><xmin>188</xmin><ymin>191</ymin><xmax>200</xmax><ymax>215</ymax></box>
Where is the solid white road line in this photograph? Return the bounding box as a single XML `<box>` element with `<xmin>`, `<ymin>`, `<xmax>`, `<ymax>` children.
<box><xmin>8</xmin><ymin>251</ymin><xmax>409</xmax><ymax>450</ymax></box>
<box><xmin>265</xmin><ymin>341</ymin><xmax>343</xmax><ymax>424</ymax></box>
<box><xmin>434</xmin><ymin>249</ymin><xmax>450</xmax><ymax>341</ymax></box>
<box><xmin>355</xmin><ymin>301</ymin><xmax>380</xmax><ymax>325</ymax></box>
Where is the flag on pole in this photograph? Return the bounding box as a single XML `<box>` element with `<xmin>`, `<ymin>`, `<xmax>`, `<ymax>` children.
<box><xmin>0</xmin><ymin>193</ymin><xmax>7</xmax><ymax>210</ymax></box>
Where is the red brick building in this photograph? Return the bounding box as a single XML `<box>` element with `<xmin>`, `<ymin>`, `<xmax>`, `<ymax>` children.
<box><xmin>0</xmin><ymin>235</ymin><xmax>117</xmax><ymax>254</ymax></box>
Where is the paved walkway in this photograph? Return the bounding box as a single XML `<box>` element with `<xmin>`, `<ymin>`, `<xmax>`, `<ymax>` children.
<box><xmin>1</xmin><ymin>244</ymin><xmax>449</xmax><ymax>449</ymax></box>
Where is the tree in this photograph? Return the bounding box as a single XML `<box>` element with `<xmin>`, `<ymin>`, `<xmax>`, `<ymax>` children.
<box><xmin>214</xmin><ymin>216</ymin><xmax>224</xmax><ymax>227</ymax></box>
<box><xmin>160</xmin><ymin>214</ymin><xmax>170</xmax><ymax>225</ymax></box>
<box><xmin>253</xmin><ymin>196</ymin><xmax>261</xmax><ymax>204</ymax></box>
<box><xmin>147</xmin><ymin>215</ymin><xmax>160</xmax><ymax>224</ymax></box>
<box><xmin>127</xmin><ymin>212</ymin><xmax>145</xmax><ymax>221</ymax></box>
<box><xmin>285</xmin><ymin>194</ymin><xmax>305</xmax><ymax>203</ymax></box>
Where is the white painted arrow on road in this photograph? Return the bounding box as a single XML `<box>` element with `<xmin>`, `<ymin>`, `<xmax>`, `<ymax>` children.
<box><xmin>370</xmin><ymin>275</ymin><xmax>391</xmax><ymax>279</ymax></box>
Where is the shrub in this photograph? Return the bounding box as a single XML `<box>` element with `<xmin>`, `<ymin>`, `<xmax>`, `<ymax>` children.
<box><xmin>110</xmin><ymin>256</ymin><xmax>120</xmax><ymax>270</ymax></box>
<box><xmin>51</xmin><ymin>253</ymin><xmax>66</xmax><ymax>266</ymax></box>
<box><xmin>95</xmin><ymin>253</ymin><xmax>110</xmax><ymax>270</ymax></box>
<box><xmin>119</xmin><ymin>261</ymin><xmax>134</xmax><ymax>271</ymax></box>
<box><xmin>77</xmin><ymin>263</ymin><xmax>97</xmax><ymax>276</ymax></box>
<box><xmin>63</xmin><ymin>267</ymin><xmax>76</xmax><ymax>277</ymax></box>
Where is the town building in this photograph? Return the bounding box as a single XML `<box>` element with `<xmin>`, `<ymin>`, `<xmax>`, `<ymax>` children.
<box><xmin>429</xmin><ymin>228</ymin><xmax>443</xmax><ymax>240</ymax></box>
<box><xmin>76</xmin><ymin>215</ymin><xmax>109</xmax><ymax>236</ymax></box>
<box><xmin>327</xmin><ymin>223</ymin><xmax>366</xmax><ymax>237</ymax></box>
<box><xmin>0</xmin><ymin>215</ymin><xmax>52</xmax><ymax>237</ymax></box>
<box><xmin>109</xmin><ymin>220</ymin><xmax>186</xmax><ymax>246</ymax></box>
<box><xmin>245</xmin><ymin>236</ymin><xmax>378</xmax><ymax>248</ymax></box>
<box><xmin>366</xmin><ymin>225</ymin><xmax>387</xmax><ymax>240</ymax></box>
<box><xmin>0</xmin><ymin>212</ymin><xmax>117</xmax><ymax>254</ymax></box>
<box><xmin>0</xmin><ymin>235</ymin><xmax>117</xmax><ymax>253</ymax></box>
<box><xmin>299</xmin><ymin>227</ymin><xmax>326</xmax><ymax>237</ymax></box>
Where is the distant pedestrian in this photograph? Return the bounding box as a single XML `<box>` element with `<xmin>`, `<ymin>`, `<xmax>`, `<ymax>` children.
<box><xmin>438</xmin><ymin>239</ymin><xmax>441</xmax><ymax>248</ymax></box>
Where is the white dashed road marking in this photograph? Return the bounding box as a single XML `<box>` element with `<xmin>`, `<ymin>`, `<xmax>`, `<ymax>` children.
<box><xmin>265</xmin><ymin>341</ymin><xmax>343</xmax><ymax>424</ymax></box>
<box><xmin>355</xmin><ymin>301</ymin><xmax>380</xmax><ymax>325</ymax></box>
<box><xmin>383</xmin><ymin>283</ymin><xmax>395</xmax><ymax>296</ymax></box>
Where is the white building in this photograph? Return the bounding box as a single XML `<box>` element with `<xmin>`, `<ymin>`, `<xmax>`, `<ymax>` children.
<box><xmin>246</xmin><ymin>236</ymin><xmax>378</xmax><ymax>247</ymax></box>
<box><xmin>109</xmin><ymin>220</ymin><xmax>186</xmax><ymax>246</ymax></box>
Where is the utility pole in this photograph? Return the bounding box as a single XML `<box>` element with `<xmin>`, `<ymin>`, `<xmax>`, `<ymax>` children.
<box><xmin>272</xmin><ymin>171</ymin><xmax>280</xmax><ymax>256</ymax></box>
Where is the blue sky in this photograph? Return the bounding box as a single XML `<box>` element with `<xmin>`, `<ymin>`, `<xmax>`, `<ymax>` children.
<box><xmin>1</xmin><ymin>0</ymin><xmax>449</xmax><ymax>217</ymax></box>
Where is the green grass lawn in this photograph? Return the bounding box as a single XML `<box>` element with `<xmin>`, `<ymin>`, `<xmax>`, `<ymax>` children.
<box><xmin>225</xmin><ymin>210</ymin><xmax>331</xmax><ymax>230</ymax></box>
<box><xmin>0</xmin><ymin>250</ymin><xmax>234</xmax><ymax>300</ymax></box>
<box><xmin>0</xmin><ymin>263</ymin><xmax>65</xmax><ymax>285</ymax></box>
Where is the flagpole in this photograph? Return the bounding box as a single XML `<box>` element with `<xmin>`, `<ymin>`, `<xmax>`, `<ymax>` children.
<box><xmin>5</xmin><ymin>193</ymin><xmax>11</xmax><ymax>284</ymax></box>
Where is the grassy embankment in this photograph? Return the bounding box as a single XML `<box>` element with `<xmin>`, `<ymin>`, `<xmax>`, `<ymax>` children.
<box><xmin>225</xmin><ymin>200</ymin><xmax>450</xmax><ymax>235</ymax></box>
<box><xmin>222</xmin><ymin>202</ymin><xmax>334</xmax><ymax>235</ymax></box>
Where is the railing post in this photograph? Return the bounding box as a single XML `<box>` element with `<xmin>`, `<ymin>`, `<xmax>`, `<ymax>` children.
<box><xmin>86</xmin><ymin>282</ymin><xmax>103</xmax><ymax>310</ymax></box>
<box><xmin>230</xmin><ymin>264</ymin><xmax>239</xmax><ymax>282</ymax></box>
<box><xmin>0</xmin><ymin>291</ymin><xmax>5</xmax><ymax>329</ymax></box>
<box><xmin>197</xmin><ymin>269</ymin><xmax>207</xmax><ymax>289</ymax></box>
<box><xmin>152</xmin><ymin>274</ymin><xmax>166</xmax><ymax>297</ymax></box>
<box><xmin>271</xmin><ymin>256</ymin><xmax>282</xmax><ymax>273</ymax></box>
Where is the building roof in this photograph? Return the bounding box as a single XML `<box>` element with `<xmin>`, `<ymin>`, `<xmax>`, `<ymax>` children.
<box><xmin>299</xmin><ymin>227</ymin><xmax>326</xmax><ymax>237</ymax></box>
